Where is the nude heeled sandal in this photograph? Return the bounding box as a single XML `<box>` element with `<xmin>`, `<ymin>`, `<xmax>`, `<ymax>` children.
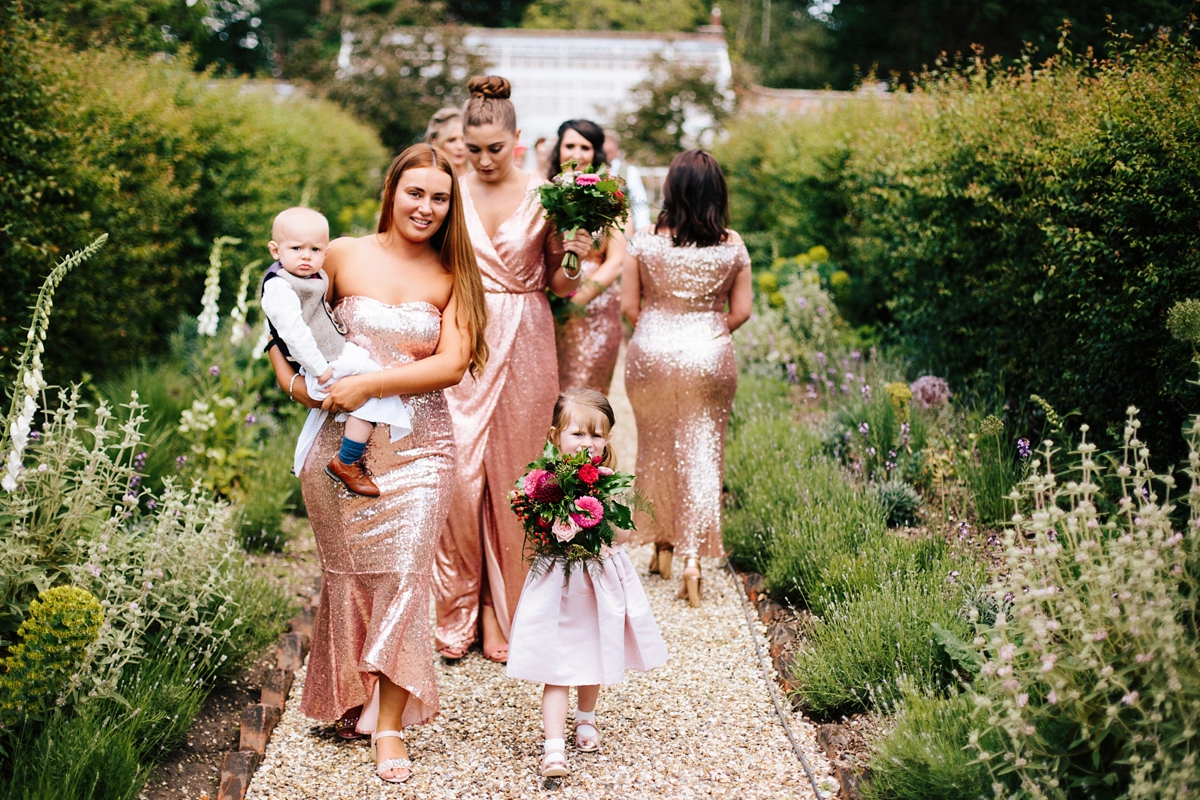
<box><xmin>682</xmin><ymin>557</ymin><xmax>702</xmax><ymax>608</ymax></box>
<box><xmin>649</xmin><ymin>543</ymin><xmax>673</xmax><ymax>580</ymax></box>
<box><xmin>370</xmin><ymin>730</ymin><xmax>412</xmax><ymax>784</ymax></box>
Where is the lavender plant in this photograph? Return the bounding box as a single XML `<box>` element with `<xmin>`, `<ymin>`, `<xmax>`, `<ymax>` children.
<box><xmin>968</xmin><ymin>408</ymin><xmax>1200</xmax><ymax>798</ymax></box>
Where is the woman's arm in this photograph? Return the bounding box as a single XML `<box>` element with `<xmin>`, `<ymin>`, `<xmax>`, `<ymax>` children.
<box><xmin>725</xmin><ymin>267</ymin><xmax>753</xmax><ymax>332</ymax></box>
<box><xmin>268</xmin><ymin>345</ymin><xmax>322</xmax><ymax>409</ymax></box>
<box><xmin>319</xmin><ymin>290</ymin><xmax>471</xmax><ymax>414</ymax></box>
<box><xmin>620</xmin><ymin>249</ymin><xmax>642</xmax><ymax>328</ymax></box>
<box><xmin>545</xmin><ymin>228</ymin><xmax>594</xmax><ymax>297</ymax></box>
<box><xmin>568</xmin><ymin>229</ymin><xmax>626</xmax><ymax>308</ymax></box>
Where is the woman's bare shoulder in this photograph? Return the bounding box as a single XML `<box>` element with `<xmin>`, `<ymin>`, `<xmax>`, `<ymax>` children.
<box><xmin>724</xmin><ymin>229</ymin><xmax>744</xmax><ymax>245</ymax></box>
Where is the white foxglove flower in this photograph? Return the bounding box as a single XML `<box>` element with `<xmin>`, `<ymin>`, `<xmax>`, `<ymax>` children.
<box><xmin>251</xmin><ymin>320</ymin><xmax>271</xmax><ymax>359</ymax></box>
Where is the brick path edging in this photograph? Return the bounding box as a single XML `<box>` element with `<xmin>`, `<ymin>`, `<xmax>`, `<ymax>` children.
<box><xmin>217</xmin><ymin>586</ymin><xmax>319</xmax><ymax>800</ymax></box>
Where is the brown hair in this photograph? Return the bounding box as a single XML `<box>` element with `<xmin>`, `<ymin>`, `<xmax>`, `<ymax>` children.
<box><xmin>655</xmin><ymin>149</ymin><xmax>730</xmax><ymax>248</ymax></box>
<box><xmin>463</xmin><ymin>75</ymin><xmax>517</xmax><ymax>132</ymax></box>
<box><xmin>424</xmin><ymin>107</ymin><xmax>461</xmax><ymax>144</ymax></box>
<box><xmin>549</xmin><ymin>388</ymin><xmax>617</xmax><ymax>469</ymax></box>
<box><xmin>377</xmin><ymin>144</ymin><xmax>489</xmax><ymax>378</ymax></box>
<box><xmin>547</xmin><ymin>118</ymin><xmax>607</xmax><ymax>180</ymax></box>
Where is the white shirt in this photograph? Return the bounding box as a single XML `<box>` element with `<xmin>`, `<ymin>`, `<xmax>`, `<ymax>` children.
<box><xmin>612</xmin><ymin>158</ymin><xmax>652</xmax><ymax>231</ymax></box>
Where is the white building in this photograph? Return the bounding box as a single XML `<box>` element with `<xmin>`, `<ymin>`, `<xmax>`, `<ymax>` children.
<box><xmin>460</xmin><ymin>26</ymin><xmax>731</xmax><ymax>149</ymax></box>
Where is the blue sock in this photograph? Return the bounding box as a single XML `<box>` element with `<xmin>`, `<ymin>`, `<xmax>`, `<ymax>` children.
<box><xmin>338</xmin><ymin>437</ymin><xmax>367</xmax><ymax>465</ymax></box>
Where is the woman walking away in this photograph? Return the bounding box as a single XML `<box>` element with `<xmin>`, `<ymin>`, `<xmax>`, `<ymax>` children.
<box><xmin>267</xmin><ymin>144</ymin><xmax>488</xmax><ymax>783</ymax></box>
<box><xmin>547</xmin><ymin>119</ymin><xmax>628</xmax><ymax>395</ymax></box>
<box><xmin>433</xmin><ymin>75</ymin><xmax>593</xmax><ymax>663</ymax></box>
<box><xmin>621</xmin><ymin>149</ymin><xmax>753</xmax><ymax>607</ymax></box>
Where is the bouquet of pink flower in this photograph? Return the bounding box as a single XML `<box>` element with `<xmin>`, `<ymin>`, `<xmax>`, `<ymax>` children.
<box><xmin>509</xmin><ymin>443</ymin><xmax>637</xmax><ymax>578</ymax></box>
<box><xmin>537</xmin><ymin>161</ymin><xmax>630</xmax><ymax>275</ymax></box>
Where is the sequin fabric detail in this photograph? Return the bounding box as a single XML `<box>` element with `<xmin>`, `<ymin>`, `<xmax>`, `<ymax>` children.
<box><xmin>299</xmin><ymin>296</ymin><xmax>455</xmax><ymax>727</ymax></box>
<box><xmin>555</xmin><ymin>253</ymin><xmax>621</xmax><ymax>394</ymax></box>
<box><xmin>434</xmin><ymin>174</ymin><xmax>561</xmax><ymax>653</ymax></box>
<box><xmin>624</xmin><ymin>232</ymin><xmax>750</xmax><ymax>559</ymax></box>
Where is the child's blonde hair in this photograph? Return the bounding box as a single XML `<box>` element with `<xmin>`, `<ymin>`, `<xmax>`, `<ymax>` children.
<box><xmin>549</xmin><ymin>388</ymin><xmax>617</xmax><ymax>469</ymax></box>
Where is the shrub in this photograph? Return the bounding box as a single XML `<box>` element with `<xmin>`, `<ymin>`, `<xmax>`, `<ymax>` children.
<box><xmin>1</xmin><ymin>13</ymin><xmax>387</xmax><ymax>386</ymax></box>
<box><xmin>966</xmin><ymin>408</ymin><xmax>1200</xmax><ymax>798</ymax></box>
<box><xmin>845</xmin><ymin>38</ymin><xmax>1200</xmax><ymax>461</ymax></box>
<box><xmin>862</xmin><ymin>682</ymin><xmax>991</xmax><ymax>800</ymax></box>
<box><xmin>875</xmin><ymin>479</ymin><xmax>923</xmax><ymax>527</ymax></box>
<box><xmin>0</xmin><ymin>586</ymin><xmax>102</xmax><ymax>727</ymax></box>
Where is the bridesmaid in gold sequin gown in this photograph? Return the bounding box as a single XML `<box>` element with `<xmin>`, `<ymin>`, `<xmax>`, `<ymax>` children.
<box><xmin>268</xmin><ymin>145</ymin><xmax>488</xmax><ymax>783</ymax></box>
<box><xmin>546</xmin><ymin>119</ymin><xmax>627</xmax><ymax>394</ymax></box>
<box><xmin>433</xmin><ymin>76</ymin><xmax>592</xmax><ymax>661</ymax></box>
<box><xmin>621</xmin><ymin>149</ymin><xmax>754</xmax><ymax>608</ymax></box>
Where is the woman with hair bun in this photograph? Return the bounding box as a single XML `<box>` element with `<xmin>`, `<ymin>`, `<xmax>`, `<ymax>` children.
<box><xmin>546</xmin><ymin>118</ymin><xmax>627</xmax><ymax>394</ymax></box>
<box><xmin>433</xmin><ymin>75</ymin><xmax>593</xmax><ymax>663</ymax></box>
<box><xmin>621</xmin><ymin>149</ymin><xmax>753</xmax><ymax>608</ymax></box>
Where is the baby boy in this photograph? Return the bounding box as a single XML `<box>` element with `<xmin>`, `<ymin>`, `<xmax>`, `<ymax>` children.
<box><xmin>262</xmin><ymin>207</ymin><xmax>412</xmax><ymax>497</ymax></box>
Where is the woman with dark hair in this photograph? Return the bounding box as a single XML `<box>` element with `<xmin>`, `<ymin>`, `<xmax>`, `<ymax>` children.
<box><xmin>267</xmin><ymin>144</ymin><xmax>488</xmax><ymax>783</ymax></box>
<box><xmin>621</xmin><ymin>149</ymin><xmax>753</xmax><ymax>608</ymax></box>
<box><xmin>547</xmin><ymin>119</ymin><xmax>628</xmax><ymax>394</ymax></box>
<box><xmin>432</xmin><ymin>76</ymin><xmax>593</xmax><ymax>664</ymax></box>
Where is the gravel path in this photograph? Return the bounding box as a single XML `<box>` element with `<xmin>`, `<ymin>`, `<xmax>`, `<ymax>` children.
<box><xmin>247</xmin><ymin>345</ymin><xmax>834</xmax><ymax>799</ymax></box>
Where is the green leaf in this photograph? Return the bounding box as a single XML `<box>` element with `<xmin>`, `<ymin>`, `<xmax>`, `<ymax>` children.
<box><xmin>931</xmin><ymin>622</ymin><xmax>981</xmax><ymax>676</ymax></box>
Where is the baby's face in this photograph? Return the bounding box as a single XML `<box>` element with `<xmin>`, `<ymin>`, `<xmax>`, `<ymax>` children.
<box><xmin>269</xmin><ymin>225</ymin><xmax>329</xmax><ymax>278</ymax></box>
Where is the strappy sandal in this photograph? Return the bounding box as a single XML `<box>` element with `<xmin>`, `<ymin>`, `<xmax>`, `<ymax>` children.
<box><xmin>438</xmin><ymin>644</ymin><xmax>468</xmax><ymax>661</ymax></box>
<box><xmin>540</xmin><ymin>746</ymin><xmax>569</xmax><ymax>777</ymax></box>
<box><xmin>573</xmin><ymin>717</ymin><xmax>600</xmax><ymax>752</ymax></box>
<box><xmin>335</xmin><ymin>705</ymin><xmax>365</xmax><ymax>740</ymax></box>
<box><xmin>370</xmin><ymin>730</ymin><xmax>412</xmax><ymax>784</ymax></box>
<box><xmin>648</xmin><ymin>543</ymin><xmax>674</xmax><ymax>580</ymax></box>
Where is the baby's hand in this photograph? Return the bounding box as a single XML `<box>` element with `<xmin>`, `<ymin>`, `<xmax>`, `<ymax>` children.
<box><xmin>318</xmin><ymin>367</ymin><xmax>334</xmax><ymax>386</ymax></box>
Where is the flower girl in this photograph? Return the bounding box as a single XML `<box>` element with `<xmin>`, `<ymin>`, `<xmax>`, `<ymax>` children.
<box><xmin>506</xmin><ymin>388</ymin><xmax>668</xmax><ymax>777</ymax></box>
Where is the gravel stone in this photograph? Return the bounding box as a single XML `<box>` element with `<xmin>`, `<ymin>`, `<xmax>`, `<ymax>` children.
<box><xmin>247</xmin><ymin>547</ymin><xmax>833</xmax><ymax>799</ymax></box>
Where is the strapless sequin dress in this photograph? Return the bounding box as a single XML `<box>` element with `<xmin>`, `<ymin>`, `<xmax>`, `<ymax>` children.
<box><xmin>299</xmin><ymin>297</ymin><xmax>456</xmax><ymax>729</ymax></box>
<box><xmin>554</xmin><ymin>251</ymin><xmax>622</xmax><ymax>394</ymax></box>
<box><xmin>624</xmin><ymin>232</ymin><xmax>750</xmax><ymax>559</ymax></box>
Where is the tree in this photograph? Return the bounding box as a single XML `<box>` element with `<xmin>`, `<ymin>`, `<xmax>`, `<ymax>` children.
<box><xmin>522</xmin><ymin>0</ymin><xmax>709</xmax><ymax>31</ymax></box>
<box><xmin>287</xmin><ymin>2</ymin><xmax>486</xmax><ymax>154</ymax></box>
<box><xmin>613</xmin><ymin>54</ymin><xmax>731</xmax><ymax>165</ymax></box>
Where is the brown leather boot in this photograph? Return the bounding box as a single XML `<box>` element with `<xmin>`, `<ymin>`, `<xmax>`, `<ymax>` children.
<box><xmin>326</xmin><ymin>455</ymin><xmax>381</xmax><ymax>497</ymax></box>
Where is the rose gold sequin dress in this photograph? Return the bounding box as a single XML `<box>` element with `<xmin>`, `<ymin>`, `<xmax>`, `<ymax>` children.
<box><xmin>554</xmin><ymin>250</ymin><xmax>622</xmax><ymax>393</ymax></box>
<box><xmin>434</xmin><ymin>174</ymin><xmax>560</xmax><ymax>652</ymax></box>
<box><xmin>299</xmin><ymin>297</ymin><xmax>455</xmax><ymax>729</ymax></box>
<box><xmin>624</xmin><ymin>231</ymin><xmax>751</xmax><ymax>559</ymax></box>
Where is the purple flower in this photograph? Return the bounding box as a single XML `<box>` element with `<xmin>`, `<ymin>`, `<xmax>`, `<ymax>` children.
<box><xmin>900</xmin><ymin>422</ymin><xmax>911</xmax><ymax>448</ymax></box>
<box><xmin>29</xmin><ymin>431</ymin><xmax>40</xmax><ymax>440</ymax></box>
<box><xmin>1017</xmin><ymin>438</ymin><xmax>1032</xmax><ymax>460</ymax></box>
<box><xmin>175</xmin><ymin>455</ymin><xmax>188</xmax><ymax>470</ymax></box>
<box><xmin>245</xmin><ymin>413</ymin><xmax>257</xmax><ymax>425</ymax></box>
<box><xmin>858</xmin><ymin>422</ymin><xmax>870</xmax><ymax>436</ymax></box>
<box><xmin>786</xmin><ymin>362</ymin><xmax>798</xmax><ymax>384</ymax></box>
<box><xmin>797</xmin><ymin>297</ymin><xmax>807</xmax><ymax>308</ymax></box>
<box><xmin>851</xmin><ymin>350</ymin><xmax>862</xmax><ymax>361</ymax></box>
<box><xmin>860</xmin><ymin>384</ymin><xmax>872</xmax><ymax>401</ymax></box>
<box><xmin>816</xmin><ymin>351</ymin><xmax>826</xmax><ymax>368</ymax></box>
<box><xmin>816</xmin><ymin>306</ymin><xmax>825</xmax><ymax>316</ymax></box>
<box><xmin>209</xmin><ymin>365</ymin><xmax>220</xmax><ymax>377</ymax></box>
<box><xmin>146</xmin><ymin>499</ymin><xmax>157</xmax><ymax>510</ymax></box>
<box><xmin>866</xmin><ymin>446</ymin><xmax>877</xmax><ymax>457</ymax></box>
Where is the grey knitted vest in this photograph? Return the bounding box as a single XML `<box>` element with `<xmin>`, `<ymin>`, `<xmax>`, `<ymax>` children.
<box><xmin>271</xmin><ymin>269</ymin><xmax>345</xmax><ymax>363</ymax></box>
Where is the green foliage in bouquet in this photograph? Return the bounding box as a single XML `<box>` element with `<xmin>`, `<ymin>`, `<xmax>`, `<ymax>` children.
<box><xmin>0</xmin><ymin>586</ymin><xmax>102</xmax><ymax>728</ymax></box>
<box><xmin>510</xmin><ymin>443</ymin><xmax>638</xmax><ymax>580</ymax></box>
<box><xmin>538</xmin><ymin>162</ymin><xmax>630</xmax><ymax>274</ymax></box>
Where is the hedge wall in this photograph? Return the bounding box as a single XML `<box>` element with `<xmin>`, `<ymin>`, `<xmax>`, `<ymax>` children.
<box><xmin>0</xmin><ymin>11</ymin><xmax>387</xmax><ymax>384</ymax></box>
<box><xmin>717</xmin><ymin>37</ymin><xmax>1200</xmax><ymax>459</ymax></box>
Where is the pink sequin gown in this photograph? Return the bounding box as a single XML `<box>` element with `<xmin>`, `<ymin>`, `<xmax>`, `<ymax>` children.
<box><xmin>554</xmin><ymin>250</ymin><xmax>622</xmax><ymax>394</ymax></box>
<box><xmin>299</xmin><ymin>297</ymin><xmax>455</xmax><ymax>729</ymax></box>
<box><xmin>625</xmin><ymin>231</ymin><xmax>751</xmax><ymax>559</ymax></box>
<box><xmin>434</xmin><ymin>174</ymin><xmax>560</xmax><ymax>652</ymax></box>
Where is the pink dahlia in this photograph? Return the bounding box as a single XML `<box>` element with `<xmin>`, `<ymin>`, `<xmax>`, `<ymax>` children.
<box><xmin>524</xmin><ymin>469</ymin><xmax>565</xmax><ymax>503</ymax></box>
<box><xmin>575</xmin><ymin>173</ymin><xmax>600</xmax><ymax>186</ymax></box>
<box><xmin>577</xmin><ymin>463</ymin><xmax>600</xmax><ymax>485</ymax></box>
<box><xmin>552</xmin><ymin>516</ymin><xmax>580</xmax><ymax>542</ymax></box>
<box><xmin>597</xmin><ymin>466</ymin><xmax>614</xmax><ymax>476</ymax></box>
<box><xmin>570</xmin><ymin>496</ymin><xmax>604</xmax><ymax>528</ymax></box>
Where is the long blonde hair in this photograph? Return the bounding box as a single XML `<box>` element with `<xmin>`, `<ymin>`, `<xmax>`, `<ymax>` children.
<box><xmin>549</xmin><ymin>388</ymin><xmax>617</xmax><ymax>469</ymax></box>
<box><xmin>377</xmin><ymin>144</ymin><xmax>489</xmax><ymax>378</ymax></box>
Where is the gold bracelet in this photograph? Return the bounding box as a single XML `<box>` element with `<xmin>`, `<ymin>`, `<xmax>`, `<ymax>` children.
<box><xmin>288</xmin><ymin>373</ymin><xmax>299</xmax><ymax>402</ymax></box>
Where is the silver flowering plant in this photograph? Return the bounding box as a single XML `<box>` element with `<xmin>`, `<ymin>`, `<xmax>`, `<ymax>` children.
<box><xmin>967</xmin><ymin>407</ymin><xmax>1200</xmax><ymax>798</ymax></box>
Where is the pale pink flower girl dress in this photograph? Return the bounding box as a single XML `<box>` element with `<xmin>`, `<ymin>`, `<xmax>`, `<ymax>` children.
<box><xmin>506</xmin><ymin>545</ymin><xmax>668</xmax><ymax>686</ymax></box>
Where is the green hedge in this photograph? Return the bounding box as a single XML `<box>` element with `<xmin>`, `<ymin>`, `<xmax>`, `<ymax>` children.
<box><xmin>717</xmin><ymin>38</ymin><xmax>1200</xmax><ymax>459</ymax></box>
<box><xmin>1</xmin><ymin>11</ymin><xmax>387</xmax><ymax>384</ymax></box>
